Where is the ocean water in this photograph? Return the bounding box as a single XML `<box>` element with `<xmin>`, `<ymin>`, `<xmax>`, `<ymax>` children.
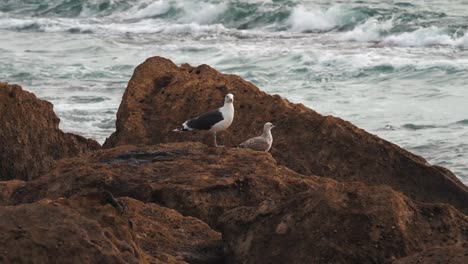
<box><xmin>0</xmin><ymin>0</ymin><xmax>467</xmax><ymax>183</ymax></box>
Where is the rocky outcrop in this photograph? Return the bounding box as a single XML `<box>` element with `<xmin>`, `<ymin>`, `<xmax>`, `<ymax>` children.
<box><xmin>0</xmin><ymin>83</ymin><xmax>100</xmax><ymax>181</ymax></box>
<box><xmin>2</xmin><ymin>58</ymin><xmax>467</xmax><ymax>263</ymax></box>
<box><xmin>0</xmin><ymin>193</ymin><xmax>222</xmax><ymax>264</ymax></box>
<box><xmin>8</xmin><ymin>142</ymin><xmax>334</xmax><ymax>228</ymax></box>
<box><xmin>102</xmin><ymin>56</ymin><xmax>468</xmax><ymax>214</ymax></box>
<box><xmin>220</xmin><ymin>183</ymin><xmax>468</xmax><ymax>264</ymax></box>
<box><xmin>5</xmin><ymin>141</ymin><xmax>467</xmax><ymax>263</ymax></box>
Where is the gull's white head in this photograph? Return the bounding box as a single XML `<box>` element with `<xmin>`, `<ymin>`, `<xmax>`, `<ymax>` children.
<box><xmin>224</xmin><ymin>93</ymin><xmax>234</xmax><ymax>104</ymax></box>
<box><xmin>264</xmin><ymin>122</ymin><xmax>275</xmax><ymax>131</ymax></box>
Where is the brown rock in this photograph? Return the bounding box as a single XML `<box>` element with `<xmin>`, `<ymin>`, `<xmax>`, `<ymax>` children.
<box><xmin>5</xmin><ymin>142</ymin><xmax>467</xmax><ymax>263</ymax></box>
<box><xmin>394</xmin><ymin>246</ymin><xmax>468</xmax><ymax>264</ymax></box>
<box><xmin>0</xmin><ymin>180</ymin><xmax>25</xmax><ymax>204</ymax></box>
<box><xmin>9</xmin><ymin>142</ymin><xmax>334</xmax><ymax>228</ymax></box>
<box><xmin>0</xmin><ymin>194</ymin><xmax>144</xmax><ymax>264</ymax></box>
<box><xmin>0</xmin><ymin>193</ymin><xmax>222</xmax><ymax>264</ymax></box>
<box><xmin>122</xmin><ymin>197</ymin><xmax>223</xmax><ymax>263</ymax></box>
<box><xmin>0</xmin><ymin>83</ymin><xmax>100</xmax><ymax>181</ymax></box>
<box><xmin>101</xmin><ymin>56</ymin><xmax>468</xmax><ymax>214</ymax></box>
<box><xmin>219</xmin><ymin>183</ymin><xmax>468</xmax><ymax>264</ymax></box>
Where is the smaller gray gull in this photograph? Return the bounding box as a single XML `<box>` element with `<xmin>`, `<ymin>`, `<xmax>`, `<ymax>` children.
<box><xmin>239</xmin><ymin>122</ymin><xmax>275</xmax><ymax>152</ymax></box>
<box><xmin>172</xmin><ymin>94</ymin><xmax>234</xmax><ymax>147</ymax></box>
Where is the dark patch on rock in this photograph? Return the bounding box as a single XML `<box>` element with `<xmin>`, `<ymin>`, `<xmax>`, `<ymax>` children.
<box><xmin>100</xmin><ymin>149</ymin><xmax>188</xmax><ymax>165</ymax></box>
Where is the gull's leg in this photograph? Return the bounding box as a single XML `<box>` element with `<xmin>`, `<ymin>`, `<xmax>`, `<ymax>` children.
<box><xmin>213</xmin><ymin>131</ymin><xmax>224</xmax><ymax>147</ymax></box>
<box><xmin>212</xmin><ymin>131</ymin><xmax>218</xmax><ymax>147</ymax></box>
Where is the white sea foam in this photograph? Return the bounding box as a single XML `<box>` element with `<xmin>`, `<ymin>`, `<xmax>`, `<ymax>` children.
<box><xmin>337</xmin><ymin>18</ymin><xmax>468</xmax><ymax>47</ymax></box>
<box><xmin>2</xmin><ymin>1</ymin><xmax>467</xmax><ymax>48</ymax></box>
<box><xmin>383</xmin><ymin>27</ymin><xmax>468</xmax><ymax>47</ymax></box>
<box><xmin>288</xmin><ymin>5</ymin><xmax>342</xmax><ymax>32</ymax></box>
<box><xmin>86</xmin><ymin>20</ymin><xmax>229</xmax><ymax>36</ymax></box>
<box><xmin>125</xmin><ymin>0</ymin><xmax>172</xmax><ymax>20</ymax></box>
<box><xmin>177</xmin><ymin>1</ymin><xmax>227</xmax><ymax>25</ymax></box>
<box><xmin>152</xmin><ymin>22</ymin><xmax>228</xmax><ymax>35</ymax></box>
<box><xmin>0</xmin><ymin>15</ymin><xmax>230</xmax><ymax>36</ymax></box>
<box><xmin>0</xmin><ymin>18</ymin><xmax>32</xmax><ymax>29</ymax></box>
<box><xmin>117</xmin><ymin>0</ymin><xmax>227</xmax><ymax>24</ymax></box>
<box><xmin>338</xmin><ymin>18</ymin><xmax>393</xmax><ymax>42</ymax></box>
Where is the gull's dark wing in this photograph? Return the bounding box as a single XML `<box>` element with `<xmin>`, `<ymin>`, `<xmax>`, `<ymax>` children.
<box><xmin>186</xmin><ymin>109</ymin><xmax>224</xmax><ymax>130</ymax></box>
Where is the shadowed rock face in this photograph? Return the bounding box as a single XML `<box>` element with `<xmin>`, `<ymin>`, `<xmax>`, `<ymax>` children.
<box><xmin>0</xmin><ymin>83</ymin><xmax>100</xmax><ymax>181</ymax></box>
<box><xmin>0</xmin><ymin>193</ymin><xmax>222</xmax><ymax>264</ymax></box>
<box><xmin>7</xmin><ymin>142</ymin><xmax>334</xmax><ymax>229</ymax></box>
<box><xmin>220</xmin><ymin>183</ymin><xmax>468</xmax><ymax>264</ymax></box>
<box><xmin>102</xmin><ymin>56</ymin><xmax>468</xmax><ymax>214</ymax></box>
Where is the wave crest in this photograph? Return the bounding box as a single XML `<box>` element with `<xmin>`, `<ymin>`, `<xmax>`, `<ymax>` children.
<box><xmin>1</xmin><ymin>0</ymin><xmax>467</xmax><ymax>47</ymax></box>
<box><xmin>338</xmin><ymin>18</ymin><xmax>468</xmax><ymax>47</ymax></box>
<box><xmin>288</xmin><ymin>5</ymin><xmax>339</xmax><ymax>32</ymax></box>
<box><xmin>383</xmin><ymin>26</ymin><xmax>468</xmax><ymax>47</ymax></box>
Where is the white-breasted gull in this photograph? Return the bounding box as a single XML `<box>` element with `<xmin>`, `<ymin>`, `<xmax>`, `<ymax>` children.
<box><xmin>173</xmin><ymin>93</ymin><xmax>234</xmax><ymax>147</ymax></box>
<box><xmin>239</xmin><ymin>122</ymin><xmax>275</xmax><ymax>152</ymax></box>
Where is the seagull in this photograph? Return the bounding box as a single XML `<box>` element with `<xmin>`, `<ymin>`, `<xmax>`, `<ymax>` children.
<box><xmin>173</xmin><ymin>94</ymin><xmax>234</xmax><ymax>147</ymax></box>
<box><xmin>239</xmin><ymin>122</ymin><xmax>275</xmax><ymax>152</ymax></box>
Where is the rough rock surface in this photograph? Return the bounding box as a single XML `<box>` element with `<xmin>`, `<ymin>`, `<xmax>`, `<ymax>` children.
<box><xmin>394</xmin><ymin>246</ymin><xmax>468</xmax><ymax>264</ymax></box>
<box><xmin>0</xmin><ymin>180</ymin><xmax>25</xmax><ymax>205</ymax></box>
<box><xmin>0</xmin><ymin>193</ymin><xmax>222</xmax><ymax>264</ymax></box>
<box><xmin>102</xmin><ymin>56</ymin><xmax>468</xmax><ymax>214</ymax></box>
<box><xmin>220</xmin><ymin>183</ymin><xmax>468</xmax><ymax>264</ymax></box>
<box><xmin>6</xmin><ymin>141</ymin><xmax>467</xmax><ymax>262</ymax></box>
<box><xmin>0</xmin><ymin>83</ymin><xmax>100</xmax><ymax>181</ymax></box>
<box><xmin>9</xmin><ymin>142</ymin><xmax>334</xmax><ymax>228</ymax></box>
<box><xmin>122</xmin><ymin>196</ymin><xmax>222</xmax><ymax>264</ymax></box>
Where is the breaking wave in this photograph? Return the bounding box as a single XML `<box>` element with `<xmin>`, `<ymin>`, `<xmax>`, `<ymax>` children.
<box><xmin>338</xmin><ymin>18</ymin><xmax>468</xmax><ymax>47</ymax></box>
<box><xmin>0</xmin><ymin>0</ymin><xmax>467</xmax><ymax>47</ymax></box>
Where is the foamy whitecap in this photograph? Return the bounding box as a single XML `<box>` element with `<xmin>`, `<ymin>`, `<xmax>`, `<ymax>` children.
<box><xmin>337</xmin><ymin>18</ymin><xmax>468</xmax><ymax>48</ymax></box>
<box><xmin>117</xmin><ymin>0</ymin><xmax>228</xmax><ymax>24</ymax></box>
<box><xmin>156</xmin><ymin>22</ymin><xmax>228</xmax><ymax>35</ymax></box>
<box><xmin>338</xmin><ymin>18</ymin><xmax>393</xmax><ymax>42</ymax></box>
<box><xmin>288</xmin><ymin>5</ymin><xmax>338</xmax><ymax>32</ymax></box>
<box><xmin>177</xmin><ymin>1</ymin><xmax>227</xmax><ymax>25</ymax></box>
<box><xmin>124</xmin><ymin>0</ymin><xmax>172</xmax><ymax>20</ymax></box>
<box><xmin>1</xmin><ymin>1</ymin><xmax>467</xmax><ymax>48</ymax></box>
<box><xmin>0</xmin><ymin>14</ymin><xmax>230</xmax><ymax>36</ymax></box>
<box><xmin>0</xmin><ymin>17</ymin><xmax>35</xmax><ymax>30</ymax></box>
<box><xmin>383</xmin><ymin>27</ymin><xmax>468</xmax><ymax>47</ymax></box>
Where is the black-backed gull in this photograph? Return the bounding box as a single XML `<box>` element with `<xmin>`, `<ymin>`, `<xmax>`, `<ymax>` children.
<box><xmin>173</xmin><ymin>94</ymin><xmax>234</xmax><ymax>147</ymax></box>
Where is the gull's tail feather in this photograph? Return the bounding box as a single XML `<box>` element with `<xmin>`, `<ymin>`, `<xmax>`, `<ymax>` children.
<box><xmin>172</xmin><ymin>122</ymin><xmax>190</xmax><ymax>132</ymax></box>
